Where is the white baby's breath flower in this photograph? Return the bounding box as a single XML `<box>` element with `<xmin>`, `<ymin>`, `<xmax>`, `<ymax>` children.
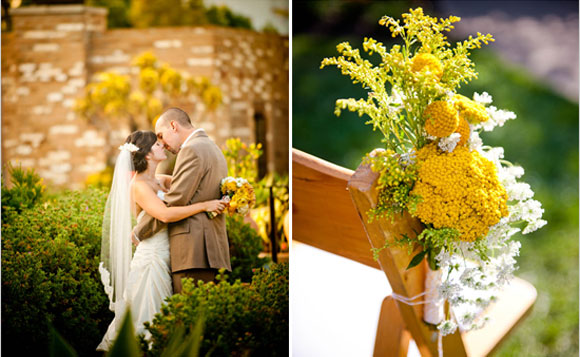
<box><xmin>399</xmin><ymin>152</ymin><xmax>415</xmax><ymax>166</ymax></box>
<box><xmin>438</xmin><ymin>133</ymin><xmax>461</xmax><ymax>153</ymax></box>
<box><xmin>498</xmin><ymin>164</ymin><xmax>525</xmax><ymax>186</ymax></box>
<box><xmin>459</xmin><ymin>268</ymin><xmax>478</xmax><ymax>288</ymax></box>
<box><xmin>479</xmin><ymin>106</ymin><xmax>517</xmax><ymax>132</ymax></box>
<box><xmin>481</xmin><ymin>147</ymin><xmax>504</xmax><ymax>169</ymax></box>
<box><xmin>435</xmin><ymin>248</ymin><xmax>453</xmax><ymax>268</ymax></box>
<box><xmin>460</xmin><ymin>312</ymin><xmax>477</xmax><ymax>326</ymax></box>
<box><xmin>506</xmin><ymin>165</ymin><xmax>525</xmax><ymax>179</ymax></box>
<box><xmin>523</xmin><ymin>219</ymin><xmax>547</xmax><ymax>234</ymax></box>
<box><xmin>437</xmin><ymin>320</ymin><xmax>458</xmax><ymax>336</ymax></box>
<box><xmin>468</xmin><ymin>130</ymin><xmax>483</xmax><ymax>151</ymax></box>
<box><xmin>438</xmin><ymin>280</ymin><xmax>462</xmax><ymax>300</ymax></box>
<box><xmin>506</xmin><ymin>182</ymin><xmax>534</xmax><ymax>201</ymax></box>
<box><xmin>473</xmin><ymin>91</ymin><xmax>493</xmax><ymax>105</ymax></box>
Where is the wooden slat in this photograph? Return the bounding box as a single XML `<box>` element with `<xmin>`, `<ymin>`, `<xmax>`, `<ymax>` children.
<box><xmin>462</xmin><ymin>276</ymin><xmax>537</xmax><ymax>356</ymax></box>
<box><xmin>292</xmin><ymin>148</ymin><xmax>380</xmax><ymax>269</ymax></box>
<box><xmin>348</xmin><ymin>162</ymin><xmax>467</xmax><ymax>357</ymax></box>
<box><xmin>374</xmin><ymin>295</ymin><xmax>411</xmax><ymax>357</ymax></box>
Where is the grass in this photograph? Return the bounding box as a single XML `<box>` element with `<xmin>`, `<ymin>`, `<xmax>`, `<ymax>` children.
<box><xmin>293</xmin><ymin>34</ymin><xmax>579</xmax><ymax>356</ymax></box>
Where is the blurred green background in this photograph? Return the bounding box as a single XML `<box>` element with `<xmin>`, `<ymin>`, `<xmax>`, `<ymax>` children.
<box><xmin>293</xmin><ymin>1</ymin><xmax>579</xmax><ymax>355</ymax></box>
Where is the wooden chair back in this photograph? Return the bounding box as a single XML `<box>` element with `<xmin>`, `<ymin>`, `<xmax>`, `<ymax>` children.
<box><xmin>292</xmin><ymin>148</ymin><xmax>537</xmax><ymax>357</ymax></box>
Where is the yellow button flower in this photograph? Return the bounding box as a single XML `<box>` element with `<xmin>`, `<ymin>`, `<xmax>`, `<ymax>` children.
<box><xmin>411</xmin><ymin>143</ymin><xmax>508</xmax><ymax>242</ymax></box>
<box><xmin>454</xmin><ymin>94</ymin><xmax>489</xmax><ymax>123</ymax></box>
<box><xmin>411</xmin><ymin>53</ymin><xmax>444</xmax><ymax>80</ymax></box>
<box><xmin>454</xmin><ymin>116</ymin><xmax>470</xmax><ymax>146</ymax></box>
<box><xmin>423</xmin><ymin>101</ymin><xmax>459</xmax><ymax>137</ymax></box>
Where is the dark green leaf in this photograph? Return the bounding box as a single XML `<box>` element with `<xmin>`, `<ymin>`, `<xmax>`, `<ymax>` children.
<box><xmin>406</xmin><ymin>250</ymin><xmax>427</xmax><ymax>270</ymax></box>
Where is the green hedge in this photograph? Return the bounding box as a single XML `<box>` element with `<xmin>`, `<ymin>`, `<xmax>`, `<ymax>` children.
<box><xmin>145</xmin><ymin>262</ymin><xmax>289</xmax><ymax>356</ymax></box>
<box><xmin>1</xmin><ymin>187</ymin><xmax>112</xmax><ymax>356</ymax></box>
<box><xmin>227</xmin><ymin>214</ymin><xmax>270</xmax><ymax>283</ymax></box>
<box><xmin>2</xmin><ymin>166</ymin><xmax>283</xmax><ymax>355</ymax></box>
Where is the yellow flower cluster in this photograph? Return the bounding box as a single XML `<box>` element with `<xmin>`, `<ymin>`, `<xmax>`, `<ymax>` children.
<box><xmin>410</xmin><ymin>143</ymin><xmax>508</xmax><ymax>241</ymax></box>
<box><xmin>454</xmin><ymin>94</ymin><xmax>489</xmax><ymax>123</ymax></box>
<box><xmin>221</xmin><ymin>177</ymin><xmax>256</xmax><ymax>216</ymax></box>
<box><xmin>411</xmin><ymin>53</ymin><xmax>444</xmax><ymax>80</ymax></box>
<box><xmin>454</xmin><ymin>116</ymin><xmax>470</xmax><ymax>146</ymax></box>
<box><xmin>423</xmin><ymin>101</ymin><xmax>459</xmax><ymax>137</ymax></box>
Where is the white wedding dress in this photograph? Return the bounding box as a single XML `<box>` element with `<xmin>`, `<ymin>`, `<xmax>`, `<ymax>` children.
<box><xmin>97</xmin><ymin>191</ymin><xmax>172</xmax><ymax>351</ymax></box>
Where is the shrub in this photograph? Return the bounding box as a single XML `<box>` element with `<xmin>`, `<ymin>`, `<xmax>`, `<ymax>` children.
<box><xmin>1</xmin><ymin>187</ymin><xmax>112</xmax><ymax>356</ymax></box>
<box><xmin>227</xmin><ymin>214</ymin><xmax>270</xmax><ymax>283</ymax></box>
<box><xmin>1</xmin><ymin>163</ymin><xmax>45</xmax><ymax>220</ymax></box>
<box><xmin>145</xmin><ymin>262</ymin><xmax>289</xmax><ymax>356</ymax></box>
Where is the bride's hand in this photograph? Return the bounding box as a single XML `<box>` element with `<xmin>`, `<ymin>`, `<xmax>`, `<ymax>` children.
<box><xmin>205</xmin><ymin>199</ymin><xmax>227</xmax><ymax>214</ymax></box>
<box><xmin>131</xmin><ymin>230</ymin><xmax>140</xmax><ymax>246</ymax></box>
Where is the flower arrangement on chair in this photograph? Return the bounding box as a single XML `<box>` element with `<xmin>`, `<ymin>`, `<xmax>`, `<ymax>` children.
<box><xmin>321</xmin><ymin>7</ymin><xmax>546</xmax><ymax>339</ymax></box>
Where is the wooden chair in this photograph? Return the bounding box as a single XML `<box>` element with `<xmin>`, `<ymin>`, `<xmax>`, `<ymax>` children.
<box><xmin>292</xmin><ymin>148</ymin><xmax>537</xmax><ymax>357</ymax></box>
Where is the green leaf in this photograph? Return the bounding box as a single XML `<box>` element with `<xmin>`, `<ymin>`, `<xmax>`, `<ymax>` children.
<box><xmin>406</xmin><ymin>250</ymin><xmax>427</xmax><ymax>270</ymax></box>
<box><xmin>49</xmin><ymin>324</ymin><xmax>78</xmax><ymax>357</ymax></box>
<box><xmin>108</xmin><ymin>309</ymin><xmax>141</xmax><ymax>357</ymax></box>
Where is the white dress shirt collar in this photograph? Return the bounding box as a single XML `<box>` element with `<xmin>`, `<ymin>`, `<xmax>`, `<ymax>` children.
<box><xmin>181</xmin><ymin>128</ymin><xmax>205</xmax><ymax>148</ymax></box>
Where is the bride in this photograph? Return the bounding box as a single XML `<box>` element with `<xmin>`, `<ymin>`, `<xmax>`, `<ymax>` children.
<box><xmin>97</xmin><ymin>130</ymin><xmax>226</xmax><ymax>351</ymax></box>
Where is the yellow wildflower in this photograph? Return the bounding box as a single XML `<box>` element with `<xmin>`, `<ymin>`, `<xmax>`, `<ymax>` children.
<box><xmin>411</xmin><ymin>53</ymin><xmax>444</xmax><ymax>80</ymax></box>
<box><xmin>411</xmin><ymin>143</ymin><xmax>508</xmax><ymax>242</ymax></box>
<box><xmin>423</xmin><ymin>101</ymin><xmax>459</xmax><ymax>137</ymax></box>
<box><xmin>454</xmin><ymin>94</ymin><xmax>489</xmax><ymax>123</ymax></box>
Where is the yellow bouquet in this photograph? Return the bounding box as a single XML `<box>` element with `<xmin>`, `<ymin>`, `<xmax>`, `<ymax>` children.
<box><xmin>220</xmin><ymin>176</ymin><xmax>256</xmax><ymax>216</ymax></box>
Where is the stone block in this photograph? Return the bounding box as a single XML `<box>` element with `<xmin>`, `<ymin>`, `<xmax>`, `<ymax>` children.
<box><xmin>32</xmin><ymin>106</ymin><xmax>52</xmax><ymax>115</ymax></box>
<box><xmin>33</xmin><ymin>43</ymin><xmax>60</xmax><ymax>52</ymax></box>
<box><xmin>47</xmin><ymin>92</ymin><xmax>64</xmax><ymax>102</ymax></box>
<box><xmin>15</xmin><ymin>145</ymin><xmax>33</xmax><ymax>155</ymax></box>
<box><xmin>74</xmin><ymin>130</ymin><xmax>106</xmax><ymax>147</ymax></box>
<box><xmin>49</xmin><ymin>125</ymin><xmax>78</xmax><ymax>135</ymax></box>
<box><xmin>23</xmin><ymin>31</ymin><xmax>66</xmax><ymax>39</ymax></box>
<box><xmin>20</xmin><ymin>133</ymin><xmax>45</xmax><ymax>147</ymax></box>
<box><xmin>56</xmin><ymin>23</ymin><xmax>85</xmax><ymax>32</ymax></box>
<box><xmin>154</xmin><ymin>40</ymin><xmax>182</xmax><ymax>49</ymax></box>
<box><xmin>186</xmin><ymin>58</ymin><xmax>213</xmax><ymax>67</ymax></box>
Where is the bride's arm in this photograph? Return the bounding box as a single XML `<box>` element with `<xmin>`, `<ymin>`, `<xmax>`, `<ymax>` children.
<box><xmin>133</xmin><ymin>181</ymin><xmax>225</xmax><ymax>223</ymax></box>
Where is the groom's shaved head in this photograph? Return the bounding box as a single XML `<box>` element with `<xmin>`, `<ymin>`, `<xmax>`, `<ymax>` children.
<box><xmin>157</xmin><ymin>108</ymin><xmax>193</xmax><ymax>129</ymax></box>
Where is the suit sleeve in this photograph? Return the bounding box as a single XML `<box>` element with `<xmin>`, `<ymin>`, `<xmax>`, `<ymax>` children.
<box><xmin>133</xmin><ymin>210</ymin><xmax>164</xmax><ymax>241</ymax></box>
<box><xmin>133</xmin><ymin>147</ymin><xmax>203</xmax><ymax>240</ymax></box>
<box><xmin>165</xmin><ymin>146</ymin><xmax>205</xmax><ymax>207</ymax></box>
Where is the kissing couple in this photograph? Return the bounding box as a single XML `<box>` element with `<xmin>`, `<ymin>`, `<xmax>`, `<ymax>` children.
<box><xmin>97</xmin><ymin>108</ymin><xmax>231</xmax><ymax>350</ymax></box>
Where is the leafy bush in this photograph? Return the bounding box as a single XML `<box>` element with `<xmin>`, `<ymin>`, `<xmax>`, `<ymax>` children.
<box><xmin>227</xmin><ymin>215</ymin><xmax>270</xmax><ymax>283</ymax></box>
<box><xmin>145</xmin><ymin>262</ymin><xmax>289</xmax><ymax>356</ymax></box>
<box><xmin>1</xmin><ymin>163</ymin><xmax>46</xmax><ymax>219</ymax></box>
<box><xmin>1</xmin><ymin>187</ymin><xmax>112</xmax><ymax>356</ymax></box>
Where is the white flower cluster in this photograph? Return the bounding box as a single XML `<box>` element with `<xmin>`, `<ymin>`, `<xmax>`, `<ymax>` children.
<box><xmin>118</xmin><ymin>143</ymin><xmax>139</xmax><ymax>153</ymax></box>
<box><xmin>430</xmin><ymin>91</ymin><xmax>546</xmax><ymax>335</ymax></box>
<box><xmin>438</xmin><ymin>133</ymin><xmax>461</xmax><ymax>153</ymax></box>
<box><xmin>221</xmin><ymin>176</ymin><xmax>249</xmax><ymax>189</ymax></box>
<box><xmin>471</xmin><ymin>91</ymin><xmax>517</xmax><ymax>132</ymax></box>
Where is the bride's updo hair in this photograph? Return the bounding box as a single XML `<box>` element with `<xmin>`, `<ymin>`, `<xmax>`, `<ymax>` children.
<box><xmin>125</xmin><ymin>130</ymin><xmax>157</xmax><ymax>173</ymax></box>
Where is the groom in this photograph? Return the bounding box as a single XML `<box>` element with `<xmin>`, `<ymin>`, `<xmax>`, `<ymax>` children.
<box><xmin>133</xmin><ymin>107</ymin><xmax>231</xmax><ymax>293</ymax></box>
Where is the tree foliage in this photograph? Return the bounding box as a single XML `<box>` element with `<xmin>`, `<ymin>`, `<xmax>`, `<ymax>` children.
<box><xmin>75</xmin><ymin>51</ymin><xmax>222</xmax><ymax>132</ymax></box>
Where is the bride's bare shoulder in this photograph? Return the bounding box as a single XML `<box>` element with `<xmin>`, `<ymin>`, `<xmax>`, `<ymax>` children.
<box><xmin>131</xmin><ymin>176</ymin><xmax>155</xmax><ymax>196</ymax></box>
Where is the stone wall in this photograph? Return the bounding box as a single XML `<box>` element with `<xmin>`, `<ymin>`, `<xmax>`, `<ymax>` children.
<box><xmin>2</xmin><ymin>5</ymin><xmax>289</xmax><ymax>189</ymax></box>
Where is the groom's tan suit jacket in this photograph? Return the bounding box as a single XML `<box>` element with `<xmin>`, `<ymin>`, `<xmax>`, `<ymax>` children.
<box><xmin>134</xmin><ymin>129</ymin><xmax>231</xmax><ymax>273</ymax></box>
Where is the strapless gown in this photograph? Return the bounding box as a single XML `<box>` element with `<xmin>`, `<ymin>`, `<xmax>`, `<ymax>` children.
<box><xmin>97</xmin><ymin>191</ymin><xmax>172</xmax><ymax>350</ymax></box>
